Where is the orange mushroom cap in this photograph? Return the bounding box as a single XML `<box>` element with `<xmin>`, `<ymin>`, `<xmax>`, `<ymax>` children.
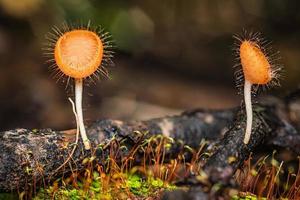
<box><xmin>54</xmin><ymin>30</ymin><xmax>104</xmax><ymax>79</ymax></box>
<box><xmin>240</xmin><ymin>40</ymin><xmax>271</xmax><ymax>85</ymax></box>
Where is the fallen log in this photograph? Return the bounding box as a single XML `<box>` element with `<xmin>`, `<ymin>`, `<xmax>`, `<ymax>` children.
<box><xmin>0</xmin><ymin>96</ymin><xmax>299</xmax><ymax>193</ymax></box>
<box><xmin>0</xmin><ymin>108</ymin><xmax>235</xmax><ymax>192</ymax></box>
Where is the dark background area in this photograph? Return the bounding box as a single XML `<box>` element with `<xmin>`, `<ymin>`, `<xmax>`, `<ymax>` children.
<box><xmin>0</xmin><ymin>0</ymin><xmax>299</xmax><ymax>131</ymax></box>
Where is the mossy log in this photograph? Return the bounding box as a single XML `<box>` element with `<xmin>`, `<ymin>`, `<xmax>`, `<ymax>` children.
<box><xmin>0</xmin><ymin>95</ymin><xmax>299</xmax><ymax>193</ymax></box>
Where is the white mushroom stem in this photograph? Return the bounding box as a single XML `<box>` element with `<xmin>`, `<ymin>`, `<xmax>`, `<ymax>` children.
<box><xmin>75</xmin><ymin>78</ymin><xmax>91</xmax><ymax>150</ymax></box>
<box><xmin>243</xmin><ymin>80</ymin><xmax>253</xmax><ymax>144</ymax></box>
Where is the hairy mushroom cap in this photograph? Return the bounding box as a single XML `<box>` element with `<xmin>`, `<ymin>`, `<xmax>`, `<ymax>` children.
<box><xmin>240</xmin><ymin>40</ymin><xmax>272</xmax><ymax>85</ymax></box>
<box><xmin>54</xmin><ymin>30</ymin><xmax>104</xmax><ymax>79</ymax></box>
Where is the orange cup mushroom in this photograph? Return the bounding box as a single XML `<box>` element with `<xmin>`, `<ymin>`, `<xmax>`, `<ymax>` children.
<box><xmin>240</xmin><ymin>41</ymin><xmax>272</xmax><ymax>85</ymax></box>
<box><xmin>45</xmin><ymin>24</ymin><xmax>113</xmax><ymax>150</ymax></box>
<box><xmin>239</xmin><ymin>39</ymin><xmax>274</xmax><ymax>144</ymax></box>
<box><xmin>54</xmin><ymin>30</ymin><xmax>104</xmax><ymax>79</ymax></box>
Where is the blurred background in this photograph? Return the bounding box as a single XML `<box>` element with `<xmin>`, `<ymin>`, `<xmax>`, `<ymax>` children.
<box><xmin>0</xmin><ymin>0</ymin><xmax>299</xmax><ymax>131</ymax></box>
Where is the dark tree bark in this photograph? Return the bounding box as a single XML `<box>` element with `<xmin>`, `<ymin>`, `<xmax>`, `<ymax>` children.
<box><xmin>0</xmin><ymin>96</ymin><xmax>299</xmax><ymax>193</ymax></box>
<box><xmin>202</xmin><ymin>105</ymin><xmax>281</xmax><ymax>184</ymax></box>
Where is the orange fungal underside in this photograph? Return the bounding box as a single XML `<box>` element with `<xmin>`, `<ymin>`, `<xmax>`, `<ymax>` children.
<box><xmin>240</xmin><ymin>40</ymin><xmax>271</xmax><ymax>85</ymax></box>
<box><xmin>54</xmin><ymin>30</ymin><xmax>104</xmax><ymax>79</ymax></box>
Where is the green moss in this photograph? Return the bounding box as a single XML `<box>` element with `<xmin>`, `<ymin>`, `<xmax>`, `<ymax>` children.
<box><xmin>0</xmin><ymin>193</ymin><xmax>19</xmax><ymax>200</ymax></box>
<box><xmin>33</xmin><ymin>172</ymin><xmax>175</xmax><ymax>200</ymax></box>
<box><xmin>231</xmin><ymin>193</ymin><xmax>267</xmax><ymax>200</ymax></box>
<box><xmin>32</xmin><ymin>134</ymin><xmax>183</xmax><ymax>199</ymax></box>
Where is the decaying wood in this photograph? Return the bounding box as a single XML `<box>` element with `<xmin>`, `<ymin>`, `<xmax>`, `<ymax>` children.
<box><xmin>202</xmin><ymin>105</ymin><xmax>281</xmax><ymax>185</ymax></box>
<box><xmin>0</xmin><ymin>96</ymin><xmax>299</xmax><ymax>193</ymax></box>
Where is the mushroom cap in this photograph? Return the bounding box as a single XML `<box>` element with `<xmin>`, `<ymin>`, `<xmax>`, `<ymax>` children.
<box><xmin>240</xmin><ymin>40</ymin><xmax>271</xmax><ymax>85</ymax></box>
<box><xmin>54</xmin><ymin>30</ymin><xmax>103</xmax><ymax>79</ymax></box>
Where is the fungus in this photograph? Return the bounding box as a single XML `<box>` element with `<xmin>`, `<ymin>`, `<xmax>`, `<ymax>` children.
<box><xmin>44</xmin><ymin>22</ymin><xmax>114</xmax><ymax>149</ymax></box>
<box><xmin>234</xmin><ymin>32</ymin><xmax>281</xmax><ymax>144</ymax></box>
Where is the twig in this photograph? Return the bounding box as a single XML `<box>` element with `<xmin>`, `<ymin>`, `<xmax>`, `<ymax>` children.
<box><xmin>52</xmin><ymin>98</ymin><xmax>80</xmax><ymax>174</ymax></box>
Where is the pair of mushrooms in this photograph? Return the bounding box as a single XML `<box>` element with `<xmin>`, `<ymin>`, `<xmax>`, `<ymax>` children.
<box><xmin>46</xmin><ymin>25</ymin><xmax>281</xmax><ymax>150</ymax></box>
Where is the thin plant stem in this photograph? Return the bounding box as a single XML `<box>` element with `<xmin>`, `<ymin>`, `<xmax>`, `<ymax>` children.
<box><xmin>53</xmin><ymin>97</ymin><xmax>80</xmax><ymax>174</ymax></box>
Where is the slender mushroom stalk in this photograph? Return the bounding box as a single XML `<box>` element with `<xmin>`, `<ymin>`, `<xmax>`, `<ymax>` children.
<box><xmin>44</xmin><ymin>23</ymin><xmax>114</xmax><ymax>150</ymax></box>
<box><xmin>243</xmin><ymin>80</ymin><xmax>252</xmax><ymax>144</ymax></box>
<box><xmin>237</xmin><ymin>36</ymin><xmax>281</xmax><ymax>144</ymax></box>
<box><xmin>75</xmin><ymin>78</ymin><xmax>90</xmax><ymax>149</ymax></box>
